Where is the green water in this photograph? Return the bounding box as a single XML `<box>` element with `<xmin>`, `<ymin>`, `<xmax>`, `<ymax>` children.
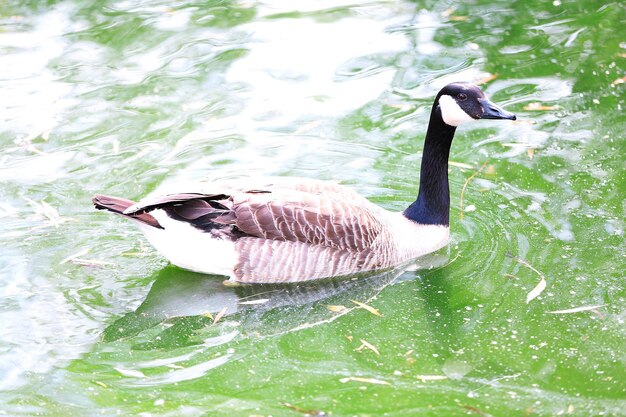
<box><xmin>1</xmin><ymin>0</ymin><xmax>624</xmax><ymax>416</ymax></box>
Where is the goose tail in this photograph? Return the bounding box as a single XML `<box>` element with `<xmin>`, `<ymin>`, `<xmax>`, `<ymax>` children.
<box><xmin>92</xmin><ymin>194</ymin><xmax>163</xmax><ymax>229</ymax></box>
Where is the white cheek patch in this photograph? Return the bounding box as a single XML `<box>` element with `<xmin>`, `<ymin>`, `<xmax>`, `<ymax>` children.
<box><xmin>438</xmin><ymin>95</ymin><xmax>475</xmax><ymax>126</ymax></box>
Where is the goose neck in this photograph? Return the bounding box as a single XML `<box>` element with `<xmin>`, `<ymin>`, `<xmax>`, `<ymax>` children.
<box><xmin>403</xmin><ymin>108</ymin><xmax>456</xmax><ymax>226</ymax></box>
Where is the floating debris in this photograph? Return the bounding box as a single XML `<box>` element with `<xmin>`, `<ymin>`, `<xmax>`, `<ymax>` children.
<box><xmin>510</xmin><ymin>255</ymin><xmax>548</xmax><ymax>304</ymax></box>
<box><xmin>326</xmin><ymin>304</ymin><xmax>348</xmax><ymax>313</ymax></box>
<box><xmin>467</xmin><ymin>373</ymin><xmax>521</xmax><ymax>398</ymax></box>
<box><xmin>25</xmin><ymin>198</ymin><xmax>74</xmax><ymax>229</ymax></box>
<box><xmin>611</xmin><ymin>75</ymin><xmax>626</xmax><ymax>85</ymax></box>
<box><xmin>70</xmin><ymin>258</ymin><xmax>115</xmax><ymax>267</ymax></box>
<box><xmin>526</xmin><ymin>276</ymin><xmax>547</xmax><ymax>304</ymax></box>
<box><xmin>339</xmin><ymin>376</ymin><xmax>390</xmax><ymax>385</ymax></box>
<box><xmin>60</xmin><ymin>248</ymin><xmax>91</xmax><ymax>265</ymax></box>
<box><xmin>416</xmin><ymin>375</ymin><xmax>448</xmax><ymax>382</ymax></box>
<box><xmin>212</xmin><ymin>307</ymin><xmax>227</xmax><ymax>325</ymax></box>
<box><xmin>460</xmin><ymin>162</ymin><xmax>487</xmax><ymax>219</ymax></box>
<box><xmin>355</xmin><ymin>339</ymin><xmax>380</xmax><ymax>356</ymax></box>
<box><xmin>514</xmin><ymin>256</ymin><xmax>545</xmax><ymax>277</ymax></box>
<box><xmin>460</xmin><ymin>404</ymin><xmax>492</xmax><ymax>417</ymax></box>
<box><xmin>59</xmin><ymin>248</ymin><xmax>114</xmax><ymax>267</ymax></box>
<box><xmin>432</xmin><ymin>252</ymin><xmax>462</xmax><ymax>271</ymax></box>
<box><xmin>37</xmin><ymin>200</ymin><xmax>59</xmax><ymax>221</ymax></box>
<box><xmin>523</xmin><ymin>102</ymin><xmax>561</xmax><ymax>111</ymax></box>
<box><xmin>121</xmin><ymin>240</ymin><xmax>149</xmax><ymax>257</ymax></box>
<box><xmin>350</xmin><ymin>300</ymin><xmax>382</xmax><ymax>316</ymax></box>
<box><xmin>16</xmin><ymin>129</ymin><xmax>51</xmax><ymax>155</ymax></box>
<box><xmin>475</xmin><ymin>73</ymin><xmax>499</xmax><ymax>85</ymax></box>
<box><xmin>112</xmin><ymin>138</ymin><xmax>120</xmax><ymax>155</ymax></box>
<box><xmin>239</xmin><ymin>298</ymin><xmax>269</xmax><ymax>305</ymax></box>
<box><xmin>547</xmin><ymin>304</ymin><xmax>606</xmax><ymax>314</ymax></box>
<box><xmin>114</xmin><ymin>367</ymin><xmax>146</xmax><ymax>378</ymax></box>
<box><xmin>449</xmin><ymin>161</ymin><xmax>475</xmax><ymax>170</ymax></box>
<box><xmin>501</xmin><ymin>143</ymin><xmax>530</xmax><ymax>147</ymax></box>
<box><xmin>281</xmin><ymin>402</ymin><xmax>328</xmax><ymax>416</ymax></box>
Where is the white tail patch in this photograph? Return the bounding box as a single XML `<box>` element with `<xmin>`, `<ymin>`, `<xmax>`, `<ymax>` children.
<box><xmin>136</xmin><ymin>210</ymin><xmax>238</xmax><ymax>277</ymax></box>
<box><xmin>438</xmin><ymin>95</ymin><xmax>474</xmax><ymax>127</ymax></box>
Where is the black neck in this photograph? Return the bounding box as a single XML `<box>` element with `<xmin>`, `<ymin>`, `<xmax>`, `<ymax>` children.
<box><xmin>403</xmin><ymin>104</ymin><xmax>455</xmax><ymax>226</ymax></box>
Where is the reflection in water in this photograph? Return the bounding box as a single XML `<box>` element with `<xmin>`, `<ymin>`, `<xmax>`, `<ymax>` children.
<box><xmin>104</xmin><ymin>251</ymin><xmax>449</xmax><ymax>346</ymax></box>
<box><xmin>96</xmin><ymin>253</ymin><xmax>449</xmax><ymax>387</ymax></box>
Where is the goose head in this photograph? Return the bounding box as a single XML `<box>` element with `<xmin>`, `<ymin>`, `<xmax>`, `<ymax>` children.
<box><xmin>435</xmin><ymin>82</ymin><xmax>516</xmax><ymax>127</ymax></box>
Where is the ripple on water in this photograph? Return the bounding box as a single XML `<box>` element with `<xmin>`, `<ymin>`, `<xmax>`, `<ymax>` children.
<box><xmin>126</xmin><ymin>352</ymin><xmax>234</xmax><ymax>387</ymax></box>
<box><xmin>0</xmin><ymin>1</ymin><xmax>623</xmax><ymax>415</ymax></box>
<box><xmin>0</xmin><ymin>250</ymin><xmax>101</xmax><ymax>391</ymax></box>
<box><xmin>111</xmin><ymin>329</ymin><xmax>241</xmax><ymax>387</ymax></box>
<box><xmin>86</xmin><ymin>259</ymin><xmax>452</xmax><ymax>388</ymax></box>
<box><xmin>454</xmin><ymin>207</ymin><xmax>515</xmax><ymax>284</ymax></box>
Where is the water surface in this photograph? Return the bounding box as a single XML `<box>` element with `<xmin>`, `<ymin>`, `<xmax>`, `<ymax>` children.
<box><xmin>0</xmin><ymin>0</ymin><xmax>624</xmax><ymax>416</ymax></box>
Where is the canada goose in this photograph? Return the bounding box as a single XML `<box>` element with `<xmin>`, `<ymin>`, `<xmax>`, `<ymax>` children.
<box><xmin>93</xmin><ymin>82</ymin><xmax>516</xmax><ymax>283</ymax></box>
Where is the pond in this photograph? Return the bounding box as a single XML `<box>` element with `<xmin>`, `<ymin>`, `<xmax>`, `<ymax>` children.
<box><xmin>0</xmin><ymin>0</ymin><xmax>624</xmax><ymax>416</ymax></box>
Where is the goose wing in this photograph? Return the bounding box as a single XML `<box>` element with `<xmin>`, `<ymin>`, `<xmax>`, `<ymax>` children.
<box><xmin>124</xmin><ymin>180</ymin><xmax>386</xmax><ymax>252</ymax></box>
<box><xmin>232</xmin><ymin>190</ymin><xmax>385</xmax><ymax>251</ymax></box>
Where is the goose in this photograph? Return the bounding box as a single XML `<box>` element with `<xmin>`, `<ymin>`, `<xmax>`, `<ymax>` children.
<box><xmin>93</xmin><ymin>82</ymin><xmax>516</xmax><ymax>284</ymax></box>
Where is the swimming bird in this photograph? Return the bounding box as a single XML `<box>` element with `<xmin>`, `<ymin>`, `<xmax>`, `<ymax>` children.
<box><xmin>93</xmin><ymin>82</ymin><xmax>515</xmax><ymax>283</ymax></box>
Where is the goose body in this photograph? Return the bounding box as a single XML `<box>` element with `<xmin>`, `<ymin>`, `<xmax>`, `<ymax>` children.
<box><xmin>94</xmin><ymin>82</ymin><xmax>516</xmax><ymax>283</ymax></box>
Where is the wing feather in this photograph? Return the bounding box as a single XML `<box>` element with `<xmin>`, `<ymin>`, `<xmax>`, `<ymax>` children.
<box><xmin>232</xmin><ymin>193</ymin><xmax>385</xmax><ymax>251</ymax></box>
<box><xmin>123</xmin><ymin>179</ymin><xmax>386</xmax><ymax>252</ymax></box>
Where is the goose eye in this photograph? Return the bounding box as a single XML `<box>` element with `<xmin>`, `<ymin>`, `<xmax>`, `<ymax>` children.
<box><xmin>457</xmin><ymin>93</ymin><xmax>467</xmax><ymax>101</ymax></box>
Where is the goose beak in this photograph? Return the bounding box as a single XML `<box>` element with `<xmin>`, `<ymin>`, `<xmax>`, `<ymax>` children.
<box><xmin>479</xmin><ymin>98</ymin><xmax>516</xmax><ymax>120</ymax></box>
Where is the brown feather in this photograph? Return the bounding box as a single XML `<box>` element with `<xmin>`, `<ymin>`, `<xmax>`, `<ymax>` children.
<box><xmin>233</xmin><ymin>237</ymin><xmax>384</xmax><ymax>283</ymax></box>
<box><xmin>117</xmin><ymin>179</ymin><xmax>387</xmax><ymax>251</ymax></box>
<box><xmin>125</xmin><ymin>193</ymin><xmax>229</xmax><ymax>214</ymax></box>
<box><xmin>92</xmin><ymin>194</ymin><xmax>163</xmax><ymax>229</ymax></box>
